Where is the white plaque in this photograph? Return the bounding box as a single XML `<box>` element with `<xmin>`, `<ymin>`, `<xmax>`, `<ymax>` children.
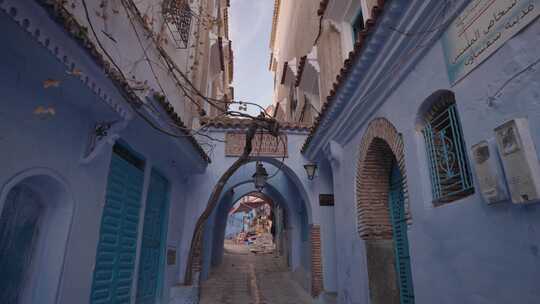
<box><xmin>442</xmin><ymin>0</ymin><xmax>540</xmax><ymax>84</ymax></box>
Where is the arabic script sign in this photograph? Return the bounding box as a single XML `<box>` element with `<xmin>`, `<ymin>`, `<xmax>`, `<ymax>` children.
<box><xmin>442</xmin><ymin>0</ymin><xmax>539</xmax><ymax>84</ymax></box>
<box><xmin>225</xmin><ymin>132</ymin><xmax>288</xmax><ymax>157</ymax></box>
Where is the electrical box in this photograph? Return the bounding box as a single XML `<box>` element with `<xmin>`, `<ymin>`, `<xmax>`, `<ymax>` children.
<box><xmin>471</xmin><ymin>140</ymin><xmax>508</xmax><ymax>204</ymax></box>
<box><xmin>494</xmin><ymin>118</ymin><xmax>540</xmax><ymax>204</ymax></box>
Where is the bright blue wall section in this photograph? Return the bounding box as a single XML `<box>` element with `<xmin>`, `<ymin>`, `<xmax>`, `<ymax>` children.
<box><xmin>0</xmin><ymin>5</ymin><xmax>204</xmax><ymax>303</ymax></box>
<box><xmin>325</xmin><ymin>17</ymin><xmax>540</xmax><ymax>304</ymax></box>
<box><xmin>198</xmin><ymin>162</ymin><xmax>312</xmax><ymax>281</ymax></box>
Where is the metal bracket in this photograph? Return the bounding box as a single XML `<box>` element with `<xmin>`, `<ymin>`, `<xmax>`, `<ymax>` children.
<box><xmin>81</xmin><ymin>120</ymin><xmax>129</xmax><ymax>164</ymax></box>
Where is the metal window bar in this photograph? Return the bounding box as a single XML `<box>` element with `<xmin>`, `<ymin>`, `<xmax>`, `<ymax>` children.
<box><xmin>422</xmin><ymin>103</ymin><xmax>474</xmax><ymax>204</ymax></box>
<box><xmin>423</xmin><ymin>125</ymin><xmax>442</xmax><ymax>198</ymax></box>
<box><xmin>449</xmin><ymin>105</ymin><xmax>473</xmax><ymax>189</ymax></box>
<box><xmin>163</xmin><ymin>0</ymin><xmax>192</xmax><ymax>49</ymax></box>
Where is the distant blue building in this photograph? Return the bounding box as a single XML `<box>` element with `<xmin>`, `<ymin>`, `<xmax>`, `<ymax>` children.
<box><xmin>225</xmin><ymin>212</ymin><xmax>245</xmax><ymax>238</ymax></box>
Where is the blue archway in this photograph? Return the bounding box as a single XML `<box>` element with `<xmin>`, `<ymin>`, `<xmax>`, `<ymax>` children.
<box><xmin>198</xmin><ymin>160</ymin><xmax>312</xmax><ymax>281</ymax></box>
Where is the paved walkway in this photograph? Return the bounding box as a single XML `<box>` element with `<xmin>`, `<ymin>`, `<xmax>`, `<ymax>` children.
<box><xmin>199</xmin><ymin>243</ymin><xmax>313</xmax><ymax>304</ymax></box>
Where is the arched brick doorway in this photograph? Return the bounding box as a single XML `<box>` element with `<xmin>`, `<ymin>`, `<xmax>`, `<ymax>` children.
<box><xmin>356</xmin><ymin>118</ymin><xmax>414</xmax><ymax>304</ymax></box>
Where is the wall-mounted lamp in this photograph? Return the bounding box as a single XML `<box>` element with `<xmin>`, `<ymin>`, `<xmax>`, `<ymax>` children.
<box><xmin>252</xmin><ymin>162</ymin><xmax>269</xmax><ymax>192</ymax></box>
<box><xmin>304</xmin><ymin>162</ymin><xmax>318</xmax><ymax>180</ymax></box>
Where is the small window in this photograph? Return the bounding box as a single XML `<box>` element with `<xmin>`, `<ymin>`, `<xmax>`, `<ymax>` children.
<box><xmin>422</xmin><ymin>93</ymin><xmax>474</xmax><ymax>204</ymax></box>
<box><xmin>352</xmin><ymin>10</ymin><xmax>364</xmax><ymax>42</ymax></box>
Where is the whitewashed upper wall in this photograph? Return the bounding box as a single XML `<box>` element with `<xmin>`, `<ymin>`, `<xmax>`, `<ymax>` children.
<box><xmin>66</xmin><ymin>0</ymin><xmax>228</xmax><ymax>128</ymax></box>
<box><xmin>269</xmin><ymin>0</ymin><xmax>376</xmax><ymax>124</ymax></box>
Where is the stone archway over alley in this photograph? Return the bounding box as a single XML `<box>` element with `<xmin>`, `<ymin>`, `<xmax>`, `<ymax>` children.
<box><xmin>3</xmin><ymin>0</ymin><xmax>540</xmax><ymax>304</ymax></box>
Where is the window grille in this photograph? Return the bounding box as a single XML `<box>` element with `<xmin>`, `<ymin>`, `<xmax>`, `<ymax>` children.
<box><xmin>163</xmin><ymin>0</ymin><xmax>192</xmax><ymax>49</ymax></box>
<box><xmin>422</xmin><ymin>95</ymin><xmax>474</xmax><ymax>204</ymax></box>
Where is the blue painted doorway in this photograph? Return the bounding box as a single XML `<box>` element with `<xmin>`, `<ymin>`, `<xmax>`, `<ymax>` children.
<box><xmin>90</xmin><ymin>145</ymin><xmax>145</xmax><ymax>304</ymax></box>
<box><xmin>388</xmin><ymin>164</ymin><xmax>415</xmax><ymax>304</ymax></box>
<box><xmin>136</xmin><ymin>170</ymin><xmax>170</xmax><ymax>304</ymax></box>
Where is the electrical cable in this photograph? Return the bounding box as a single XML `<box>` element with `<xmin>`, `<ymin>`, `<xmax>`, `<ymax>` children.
<box><xmin>491</xmin><ymin>57</ymin><xmax>540</xmax><ymax>99</ymax></box>
<box><xmin>82</xmin><ymin>0</ymin><xmax>282</xmax><ymax>162</ymax></box>
<box><xmin>125</xmin><ymin>0</ymin><xmax>274</xmax><ymax>118</ymax></box>
<box><xmin>319</xmin><ymin>0</ymin><xmax>453</xmax><ymax>124</ymax></box>
<box><xmin>81</xmin><ymin>0</ymin><xmax>224</xmax><ymax>143</ymax></box>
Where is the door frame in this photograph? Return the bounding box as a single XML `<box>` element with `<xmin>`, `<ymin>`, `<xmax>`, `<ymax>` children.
<box><xmin>154</xmin><ymin>169</ymin><xmax>171</xmax><ymax>304</ymax></box>
<box><xmin>136</xmin><ymin>168</ymin><xmax>171</xmax><ymax>304</ymax></box>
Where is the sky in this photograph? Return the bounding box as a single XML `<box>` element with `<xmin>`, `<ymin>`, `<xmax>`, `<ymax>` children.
<box><xmin>229</xmin><ymin>0</ymin><xmax>275</xmax><ymax>116</ymax></box>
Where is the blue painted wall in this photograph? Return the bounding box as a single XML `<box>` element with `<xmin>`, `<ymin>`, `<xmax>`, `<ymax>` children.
<box><xmin>323</xmin><ymin>16</ymin><xmax>540</xmax><ymax>304</ymax></box>
<box><xmin>197</xmin><ymin>161</ymin><xmax>313</xmax><ymax>283</ymax></box>
<box><xmin>225</xmin><ymin>212</ymin><xmax>245</xmax><ymax>238</ymax></box>
<box><xmin>0</xmin><ymin>4</ymin><xmax>207</xmax><ymax>303</ymax></box>
<box><xmin>8</xmin><ymin>1</ymin><xmax>538</xmax><ymax>303</ymax></box>
<box><xmin>176</xmin><ymin>130</ymin><xmax>322</xmax><ymax>286</ymax></box>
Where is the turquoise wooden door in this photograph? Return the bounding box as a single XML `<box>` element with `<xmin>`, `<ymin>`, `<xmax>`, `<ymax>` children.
<box><xmin>388</xmin><ymin>164</ymin><xmax>415</xmax><ymax>304</ymax></box>
<box><xmin>136</xmin><ymin>170</ymin><xmax>169</xmax><ymax>304</ymax></box>
<box><xmin>90</xmin><ymin>147</ymin><xmax>145</xmax><ymax>304</ymax></box>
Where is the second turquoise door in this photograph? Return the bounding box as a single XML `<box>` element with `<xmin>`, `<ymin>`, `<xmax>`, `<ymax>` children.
<box><xmin>136</xmin><ymin>170</ymin><xmax>169</xmax><ymax>304</ymax></box>
<box><xmin>389</xmin><ymin>164</ymin><xmax>415</xmax><ymax>304</ymax></box>
<box><xmin>90</xmin><ymin>146</ymin><xmax>145</xmax><ymax>304</ymax></box>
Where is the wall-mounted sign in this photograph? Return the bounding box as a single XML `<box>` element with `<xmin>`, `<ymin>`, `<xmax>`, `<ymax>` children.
<box><xmin>442</xmin><ymin>0</ymin><xmax>539</xmax><ymax>85</ymax></box>
<box><xmin>167</xmin><ymin>247</ymin><xmax>177</xmax><ymax>266</ymax></box>
<box><xmin>225</xmin><ymin>132</ymin><xmax>288</xmax><ymax>157</ymax></box>
<box><xmin>319</xmin><ymin>194</ymin><xmax>335</xmax><ymax>206</ymax></box>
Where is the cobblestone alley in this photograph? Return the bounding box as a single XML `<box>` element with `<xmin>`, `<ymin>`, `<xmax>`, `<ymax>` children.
<box><xmin>199</xmin><ymin>243</ymin><xmax>313</xmax><ymax>304</ymax></box>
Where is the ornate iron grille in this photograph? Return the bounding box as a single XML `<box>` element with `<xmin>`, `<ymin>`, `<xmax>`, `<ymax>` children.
<box><xmin>422</xmin><ymin>98</ymin><xmax>474</xmax><ymax>204</ymax></box>
<box><xmin>163</xmin><ymin>0</ymin><xmax>192</xmax><ymax>49</ymax></box>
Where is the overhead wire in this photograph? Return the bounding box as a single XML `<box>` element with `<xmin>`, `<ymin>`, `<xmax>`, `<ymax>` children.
<box><xmin>81</xmin><ymin>0</ymin><xmax>225</xmax><ymax>143</ymax></box>
<box><xmin>322</xmin><ymin>0</ymin><xmax>455</xmax><ymax>122</ymax></box>
<box><xmin>123</xmin><ymin>0</ymin><xmax>273</xmax><ymax>118</ymax></box>
<box><xmin>81</xmin><ymin>0</ymin><xmax>286</xmax><ymax>171</ymax></box>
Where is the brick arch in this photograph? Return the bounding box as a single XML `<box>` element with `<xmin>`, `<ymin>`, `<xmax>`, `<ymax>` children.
<box><xmin>356</xmin><ymin>118</ymin><xmax>410</xmax><ymax>240</ymax></box>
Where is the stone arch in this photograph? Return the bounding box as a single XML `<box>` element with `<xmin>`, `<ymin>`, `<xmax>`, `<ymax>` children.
<box><xmin>355</xmin><ymin>118</ymin><xmax>416</xmax><ymax>303</ymax></box>
<box><xmin>204</xmin><ymin>180</ymin><xmax>319</xmax><ymax>295</ymax></box>
<box><xmin>223</xmin><ymin>158</ymin><xmax>314</xmax><ymax>222</ymax></box>
<box><xmin>356</xmin><ymin>117</ymin><xmax>410</xmax><ymax>240</ymax></box>
<box><xmin>219</xmin><ymin>186</ymin><xmax>294</xmax><ymax>227</ymax></box>
<box><xmin>186</xmin><ymin>158</ymin><xmax>314</xmax><ymax>284</ymax></box>
<box><xmin>202</xmin><ymin>188</ymin><xmax>280</xmax><ymax>276</ymax></box>
<box><xmin>0</xmin><ymin>167</ymin><xmax>74</xmax><ymax>304</ymax></box>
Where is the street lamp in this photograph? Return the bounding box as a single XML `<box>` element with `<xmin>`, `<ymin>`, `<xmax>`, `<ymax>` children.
<box><xmin>304</xmin><ymin>162</ymin><xmax>318</xmax><ymax>180</ymax></box>
<box><xmin>252</xmin><ymin>162</ymin><xmax>269</xmax><ymax>192</ymax></box>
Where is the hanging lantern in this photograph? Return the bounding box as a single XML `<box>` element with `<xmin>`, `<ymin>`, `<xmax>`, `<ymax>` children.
<box><xmin>304</xmin><ymin>162</ymin><xmax>318</xmax><ymax>180</ymax></box>
<box><xmin>252</xmin><ymin>162</ymin><xmax>269</xmax><ymax>192</ymax></box>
